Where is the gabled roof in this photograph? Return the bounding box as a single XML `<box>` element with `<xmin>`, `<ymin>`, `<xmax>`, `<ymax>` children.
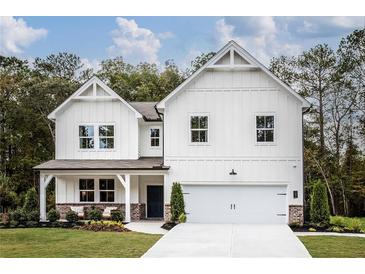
<box><xmin>48</xmin><ymin>76</ymin><xmax>143</xmax><ymax>120</ymax></box>
<box><xmin>157</xmin><ymin>40</ymin><xmax>310</xmax><ymax>109</ymax></box>
<box><xmin>129</xmin><ymin>102</ymin><xmax>161</xmax><ymax>121</ymax></box>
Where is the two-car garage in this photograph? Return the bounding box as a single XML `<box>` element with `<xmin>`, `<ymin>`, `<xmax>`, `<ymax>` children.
<box><xmin>183</xmin><ymin>184</ymin><xmax>288</xmax><ymax>224</ymax></box>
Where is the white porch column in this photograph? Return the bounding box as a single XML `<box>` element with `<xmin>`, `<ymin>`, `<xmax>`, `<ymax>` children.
<box><xmin>116</xmin><ymin>174</ymin><xmax>131</xmax><ymax>222</ymax></box>
<box><xmin>39</xmin><ymin>173</ymin><xmax>54</xmax><ymax>221</ymax></box>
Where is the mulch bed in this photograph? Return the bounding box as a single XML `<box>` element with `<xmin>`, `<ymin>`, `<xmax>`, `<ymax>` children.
<box><xmin>161</xmin><ymin>222</ymin><xmax>177</xmax><ymax>231</ymax></box>
<box><xmin>290</xmin><ymin>224</ymin><xmax>363</xmax><ymax>234</ymax></box>
<box><xmin>77</xmin><ymin>223</ymin><xmax>130</xmax><ymax>232</ymax></box>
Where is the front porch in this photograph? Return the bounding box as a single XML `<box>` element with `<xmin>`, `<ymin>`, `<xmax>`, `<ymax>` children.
<box><xmin>34</xmin><ymin>158</ymin><xmax>169</xmax><ymax>223</ymax></box>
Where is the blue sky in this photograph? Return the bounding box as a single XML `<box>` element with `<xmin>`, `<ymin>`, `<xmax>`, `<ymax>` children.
<box><xmin>1</xmin><ymin>16</ymin><xmax>364</xmax><ymax>70</ymax></box>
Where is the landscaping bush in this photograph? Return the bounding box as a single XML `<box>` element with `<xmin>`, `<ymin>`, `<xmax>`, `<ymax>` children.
<box><xmin>25</xmin><ymin>221</ymin><xmax>39</xmax><ymax>227</ymax></box>
<box><xmin>111</xmin><ymin>210</ymin><xmax>124</xmax><ymax>222</ymax></box>
<box><xmin>310</xmin><ymin>180</ymin><xmax>330</xmax><ymax>226</ymax></box>
<box><xmin>330</xmin><ymin>216</ymin><xmax>347</xmax><ymax>227</ymax></box>
<box><xmin>10</xmin><ymin>208</ymin><xmax>27</xmax><ymax>225</ymax></box>
<box><xmin>170</xmin><ymin>182</ymin><xmax>185</xmax><ymax>222</ymax></box>
<box><xmin>178</xmin><ymin>213</ymin><xmax>186</xmax><ymax>223</ymax></box>
<box><xmin>47</xmin><ymin>209</ymin><xmax>60</xmax><ymax>222</ymax></box>
<box><xmin>347</xmin><ymin>218</ymin><xmax>362</xmax><ymax>232</ymax></box>
<box><xmin>27</xmin><ymin>210</ymin><xmax>40</xmax><ymax>222</ymax></box>
<box><xmin>23</xmin><ymin>187</ymin><xmax>38</xmax><ymax>212</ymax></box>
<box><xmin>65</xmin><ymin>210</ymin><xmax>79</xmax><ymax>223</ymax></box>
<box><xmin>80</xmin><ymin>221</ymin><xmax>129</xmax><ymax>232</ymax></box>
<box><xmin>88</xmin><ymin>208</ymin><xmax>102</xmax><ymax>221</ymax></box>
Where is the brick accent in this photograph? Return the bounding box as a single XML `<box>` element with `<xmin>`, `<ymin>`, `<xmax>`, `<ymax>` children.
<box><xmin>164</xmin><ymin>204</ymin><xmax>171</xmax><ymax>222</ymax></box>
<box><xmin>56</xmin><ymin>203</ymin><xmax>146</xmax><ymax>221</ymax></box>
<box><xmin>289</xmin><ymin>205</ymin><xmax>304</xmax><ymax>226</ymax></box>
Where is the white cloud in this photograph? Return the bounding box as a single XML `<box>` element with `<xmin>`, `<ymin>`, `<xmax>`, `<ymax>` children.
<box><xmin>329</xmin><ymin>16</ymin><xmax>364</xmax><ymax>29</ymax></box>
<box><xmin>0</xmin><ymin>16</ymin><xmax>47</xmax><ymax>56</ymax></box>
<box><xmin>108</xmin><ymin>17</ymin><xmax>161</xmax><ymax>64</ymax></box>
<box><xmin>215</xmin><ymin>18</ymin><xmax>302</xmax><ymax>65</ymax></box>
<box><xmin>158</xmin><ymin>31</ymin><xmax>174</xmax><ymax>39</ymax></box>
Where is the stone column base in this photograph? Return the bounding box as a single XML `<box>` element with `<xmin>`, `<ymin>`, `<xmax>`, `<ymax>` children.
<box><xmin>289</xmin><ymin>205</ymin><xmax>304</xmax><ymax>226</ymax></box>
<box><xmin>164</xmin><ymin>204</ymin><xmax>171</xmax><ymax>222</ymax></box>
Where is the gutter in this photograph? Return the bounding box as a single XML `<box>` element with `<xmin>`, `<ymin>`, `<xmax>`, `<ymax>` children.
<box><xmin>301</xmin><ymin>104</ymin><xmax>312</xmax><ymax>223</ymax></box>
<box><xmin>154</xmin><ymin>104</ymin><xmax>165</xmax><ymax>167</ymax></box>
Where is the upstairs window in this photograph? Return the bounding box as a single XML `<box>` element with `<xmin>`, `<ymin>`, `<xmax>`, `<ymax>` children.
<box><xmin>99</xmin><ymin>179</ymin><xmax>115</xmax><ymax>202</ymax></box>
<box><xmin>150</xmin><ymin>128</ymin><xmax>160</xmax><ymax>147</ymax></box>
<box><xmin>190</xmin><ymin>115</ymin><xmax>208</xmax><ymax>143</ymax></box>
<box><xmin>256</xmin><ymin>115</ymin><xmax>275</xmax><ymax>143</ymax></box>
<box><xmin>79</xmin><ymin>125</ymin><xmax>94</xmax><ymax>149</ymax></box>
<box><xmin>79</xmin><ymin>179</ymin><xmax>95</xmax><ymax>202</ymax></box>
<box><xmin>99</xmin><ymin>125</ymin><xmax>114</xmax><ymax>149</ymax></box>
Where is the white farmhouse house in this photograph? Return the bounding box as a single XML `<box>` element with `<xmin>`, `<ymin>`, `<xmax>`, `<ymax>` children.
<box><xmin>35</xmin><ymin>41</ymin><xmax>310</xmax><ymax>224</ymax></box>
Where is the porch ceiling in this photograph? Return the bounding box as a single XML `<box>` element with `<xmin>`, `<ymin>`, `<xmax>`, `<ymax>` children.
<box><xmin>33</xmin><ymin>157</ymin><xmax>169</xmax><ymax>170</ymax></box>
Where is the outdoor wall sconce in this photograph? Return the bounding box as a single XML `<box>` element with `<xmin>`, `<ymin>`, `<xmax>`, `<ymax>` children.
<box><xmin>229</xmin><ymin>169</ymin><xmax>237</xmax><ymax>175</ymax></box>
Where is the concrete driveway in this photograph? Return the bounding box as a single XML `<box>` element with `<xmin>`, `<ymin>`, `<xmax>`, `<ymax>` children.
<box><xmin>143</xmin><ymin>223</ymin><xmax>311</xmax><ymax>257</ymax></box>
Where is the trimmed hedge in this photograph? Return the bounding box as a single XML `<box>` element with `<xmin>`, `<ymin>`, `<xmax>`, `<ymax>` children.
<box><xmin>310</xmin><ymin>180</ymin><xmax>330</xmax><ymax>226</ymax></box>
<box><xmin>65</xmin><ymin>210</ymin><xmax>78</xmax><ymax>223</ymax></box>
<box><xmin>170</xmin><ymin>182</ymin><xmax>185</xmax><ymax>222</ymax></box>
<box><xmin>111</xmin><ymin>210</ymin><xmax>124</xmax><ymax>222</ymax></box>
<box><xmin>47</xmin><ymin>209</ymin><xmax>60</xmax><ymax>222</ymax></box>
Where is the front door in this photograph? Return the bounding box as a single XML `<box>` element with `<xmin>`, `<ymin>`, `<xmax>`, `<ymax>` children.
<box><xmin>147</xmin><ymin>185</ymin><xmax>164</xmax><ymax>218</ymax></box>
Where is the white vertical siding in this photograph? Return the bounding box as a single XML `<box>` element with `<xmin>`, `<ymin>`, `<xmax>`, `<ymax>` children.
<box><xmin>139</xmin><ymin>122</ymin><xmax>163</xmax><ymax>157</ymax></box>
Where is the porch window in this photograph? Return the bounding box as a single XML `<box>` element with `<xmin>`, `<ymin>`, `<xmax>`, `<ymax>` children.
<box><xmin>150</xmin><ymin>128</ymin><xmax>160</xmax><ymax>147</ymax></box>
<box><xmin>79</xmin><ymin>125</ymin><xmax>94</xmax><ymax>149</ymax></box>
<box><xmin>99</xmin><ymin>179</ymin><xmax>115</xmax><ymax>202</ymax></box>
<box><xmin>99</xmin><ymin>125</ymin><xmax>114</xmax><ymax>149</ymax></box>
<box><xmin>79</xmin><ymin>179</ymin><xmax>95</xmax><ymax>202</ymax></box>
<box><xmin>190</xmin><ymin>115</ymin><xmax>208</xmax><ymax>143</ymax></box>
<box><xmin>256</xmin><ymin>115</ymin><xmax>275</xmax><ymax>143</ymax></box>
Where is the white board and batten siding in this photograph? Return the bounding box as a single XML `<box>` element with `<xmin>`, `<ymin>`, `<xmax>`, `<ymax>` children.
<box><xmin>163</xmin><ymin>69</ymin><xmax>304</xmax><ymax>209</ymax></box>
<box><xmin>138</xmin><ymin>121</ymin><xmax>163</xmax><ymax>157</ymax></box>
<box><xmin>55</xmin><ymin>100</ymin><xmax>139</xmax><ymax>160</ymax></box>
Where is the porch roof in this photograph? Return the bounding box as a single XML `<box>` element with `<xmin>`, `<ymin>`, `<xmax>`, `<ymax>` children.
<box><xmin>33</xmin><ymin>157</ymin><xmax>169</xmax><ymax>170</ymax></box>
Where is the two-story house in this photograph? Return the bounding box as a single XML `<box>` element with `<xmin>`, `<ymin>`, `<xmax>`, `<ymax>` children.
<box><xmin>35</xmin><ymin>41</ymin><xmax>310</xmax><ymax>224</ymax></box>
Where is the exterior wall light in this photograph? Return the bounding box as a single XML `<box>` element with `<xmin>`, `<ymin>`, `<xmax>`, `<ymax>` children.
<box><xmin>229</xmin><ymin>169</ymin><xmax>237</xmax><ymax>175</ymax></box>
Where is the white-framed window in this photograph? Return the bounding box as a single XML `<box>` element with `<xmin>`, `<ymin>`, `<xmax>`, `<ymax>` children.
<box><xmin>256</xmin><ymin>115</ymin><xmax>275</xmax><ymax>143</ymax></box>
<box><xmin>79</xmin><ymin>125</ymin><xmax>94</xmax><ymax>149</ymax></box>
<box><xmin>79</xmin><ymin>124</ymin><xmax>115</xmax><ymax>150</ymax></box>
<box><xmin>99</xmin><ymin>179</ymin><xmax>115</xmax><ymax>202</ymax></box>
<box><xmin>99</xmin><ymin>125</ymin><xmax>114</xmax><ymax>149</ymax></box>
<box><xmin>150</xmin><ymin>128</ymin><xmax>160</xmax><ymax>147</ymax></box>
<box><xmin>79</xmin><ymin>179</ymin><xmax>95</xmax><ymax>202</ymax></box>
<box><xmin>190</xmin><ymin>114</ymin><xmax>209</xmax><ymax>143</ymax></box>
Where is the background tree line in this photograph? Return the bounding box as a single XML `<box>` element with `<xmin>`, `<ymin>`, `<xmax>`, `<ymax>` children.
<box><xmin>0</xmin><ymin>29</ymin><xmax>364</xmax><ymax>218</ymax></box>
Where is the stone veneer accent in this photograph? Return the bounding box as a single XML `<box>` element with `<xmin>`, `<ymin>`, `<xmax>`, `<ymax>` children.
<box><xmin>289</xmin><ymin>205</ymin><xmax>304</xmax><ymax>225</ymax></box>
<box><xmin>56</xmin><ymin>203</ymin><xmax>146</xmax><ymax>221</ymax></box>
<box><xmin>164</xmin><ymin>204</ymin><xmax>171</xmax><ymax>222</ymax></box>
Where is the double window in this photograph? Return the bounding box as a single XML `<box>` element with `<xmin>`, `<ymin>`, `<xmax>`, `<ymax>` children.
<box><xmin>256</xmin><ymin>115</ymin><xmax>275</xmax><ymax>143</ymax></box>
<box><xmin>150</xmin><ymin>128</ymin><xmax>160</xmax><ymax>147</ymax></box>
<box><xmin>79</xmin><ymin>178</ymin><xmax>115</xmax><ymax>203</ymax></box>
<box><xmin>79</xmin><ymin>124</ymin><xmax>114</xmax><ymax>149</ymax></box>
<box><xmin>190</xmin><ymin>115</ymin><xmax>209</xmax><ymax>143</ymax></box>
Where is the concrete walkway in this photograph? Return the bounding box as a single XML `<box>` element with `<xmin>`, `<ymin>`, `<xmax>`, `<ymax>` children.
<box><xmin>143</xmin><ymin>223</ymin><xmax>311</xmax><ymax>258</ymax></box>
<box><xmin>295</xmin><ymin>232</ymin><xmax>365</xmax><ymax>237</ymax></box>
<box><xmin>125</xmin><ymin>221</ymin><xmax>167</xmax><ymax>235</ymax></box>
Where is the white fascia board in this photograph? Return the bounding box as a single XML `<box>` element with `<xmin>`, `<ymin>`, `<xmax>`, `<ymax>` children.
<box><xmin>157</xmin><ymin>40</ymin><xmax>310</xmax><ymax>109</ymax></box>
<box><xmin>47</xmin><ymin>76</ymin><xmax>142</xmax><ymax>120</ymax></box>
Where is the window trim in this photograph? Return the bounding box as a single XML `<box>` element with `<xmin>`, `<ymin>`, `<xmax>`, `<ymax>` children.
<box><xmin>148</xmin><ymin>126</ymin><xmax>161</xmax><ymax>149</ymax></box>
<box><xmin>78</xmin><ymin>123</ymin><xmax>116</xmax><ymax>151</ymax></box>
<box><xmin>79</xmin><ymin>178</ymin><xmax>95</xmax><ymax>203</ymax></box>
<box><xmin>189</xmin><ymin>113</ymin><xmax>210</xmax><ymax>145</ymax></box>
<box><xmin>99</xmin><ymin>178</ymin><xmax>115</xmax><ymax>203</ymax></box>
<box><xmin>254</xmin><ymin>112</ymin><xmax>277</xmax><ymax>146</ymax></box>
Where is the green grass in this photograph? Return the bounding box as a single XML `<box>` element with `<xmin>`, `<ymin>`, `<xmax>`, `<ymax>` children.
<box><xmin>299</xmin><ymin>236</ymin><xmax>365</xmax><ymax>258</ymax></box>
<box><xmin>0</xmin><ymin>228</ymin><xmax>161</xmax><ymax>258</ymax></box>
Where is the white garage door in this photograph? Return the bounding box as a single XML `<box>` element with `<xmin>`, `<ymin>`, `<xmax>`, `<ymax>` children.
<box><xmin>183</xmin><ymin>185</ymin><xmax>287</xmax><ymax>224</ymax></box>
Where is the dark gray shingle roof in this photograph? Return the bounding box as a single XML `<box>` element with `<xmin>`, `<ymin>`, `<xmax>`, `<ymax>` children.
<box><xmin>129</xmin><ymin>102</ymin><xmax>161</xmax><ymax>121</ymax></box>
<box><xmin>34</xmin><ymin>157</ymin><xmax>168</xmax><ymax>170</ymax></box>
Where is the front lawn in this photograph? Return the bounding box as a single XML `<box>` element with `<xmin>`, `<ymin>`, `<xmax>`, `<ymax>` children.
<box><xmin>299</xmin><ymin>236</ymin><xmax>365</xmax><ymax>258</ymax></box>
<box><xmin>0</xmin><ymin>228</ymin><xmax>161</xmax><ymax>258</ymax></box>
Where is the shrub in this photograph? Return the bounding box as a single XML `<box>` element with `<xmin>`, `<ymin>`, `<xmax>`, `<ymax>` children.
<box><xmin>308</xmin><ymin>227</ymin><xmax>316</xmax><ymax>232</ymax></box>
<box><xmin>310</xmin><ymin>180</ymin><xmax>330</xmax><ymax>226</ymax></box>
<box><xmin>10</xmin><ymin>208</ymin><xmax>27</xmax><ymax>225</ymax></box>
<box><xmin>80</xmin><ymin>220</ymin><xmax>129</xmax><ymax>232</ymax></box>
<box><xmin>178</xmin><ymin>213</ymin><xmax>186</xmax><ymax>223</ymax></box>
<box><xmin>329</xmin><ymin>226</ymin><xmax>344</xmax><ymax>233</ymax></box>
<box><xmin>347</xmin><ymin>218</ymin><xmax>362</xmax><ymax>232</ymax></box>
<box><xmin>111</xmin><ymin>210</ymin><xmax>124</xmax><ymax>222</ymax></box>
<box><xmin>23</xmin><ymin>187</ymin><xmax>38</xmax><ymax>212</ymax></box>
<box><xmin>88</xmin><ymin>208</ymin><xmax>102</xmax><ymax>221</ymax></box>
<box><xmin>65</xmin><ymin>210</ymin><xmax>78</xmax><ymax>223</ymax></box>
<box><xmin>47</xmin><ymin>209</ymin><xmax>60</xmax><ymax>222</ymax></box>
<box><xmin>170</xmin><ymin>182</ymin><xmax>185</xmax><ymax>222</ymax></box>
<box><xmin>27</xmin><ymin>210</ymin><xmax>40</xmax><ymax>222</ymax></box>
<box><xmin>330</xmin><ymin>216</ymin><xmax>346</xmax><ymax>227</ymax></box>
<box><xmin>25</xmin><ymin>221</ymin><xmax>39</xmax><ymax>227</ymax></box>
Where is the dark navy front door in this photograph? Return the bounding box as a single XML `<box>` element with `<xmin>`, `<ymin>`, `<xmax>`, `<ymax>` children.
<box><xmin>147</xmin><ymin>185</ymin><xmax>164</xmax><ymax>218</ymax></box>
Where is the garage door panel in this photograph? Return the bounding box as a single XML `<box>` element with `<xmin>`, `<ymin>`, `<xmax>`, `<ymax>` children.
<box><xmin>183</xmin><ymin>185</ymin><xmax>287</xmax><ymax>224</ymax></box>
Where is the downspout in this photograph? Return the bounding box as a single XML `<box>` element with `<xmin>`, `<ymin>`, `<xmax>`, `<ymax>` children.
<box><xmin>302</xmin><ymin>104</ymin><xmax>312</xmax><ymax>224</ymax></box>
<box><xmin>154</xmin><ymin>105</ymin><xmax>164</xmax><ymax>166</ymax></box>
